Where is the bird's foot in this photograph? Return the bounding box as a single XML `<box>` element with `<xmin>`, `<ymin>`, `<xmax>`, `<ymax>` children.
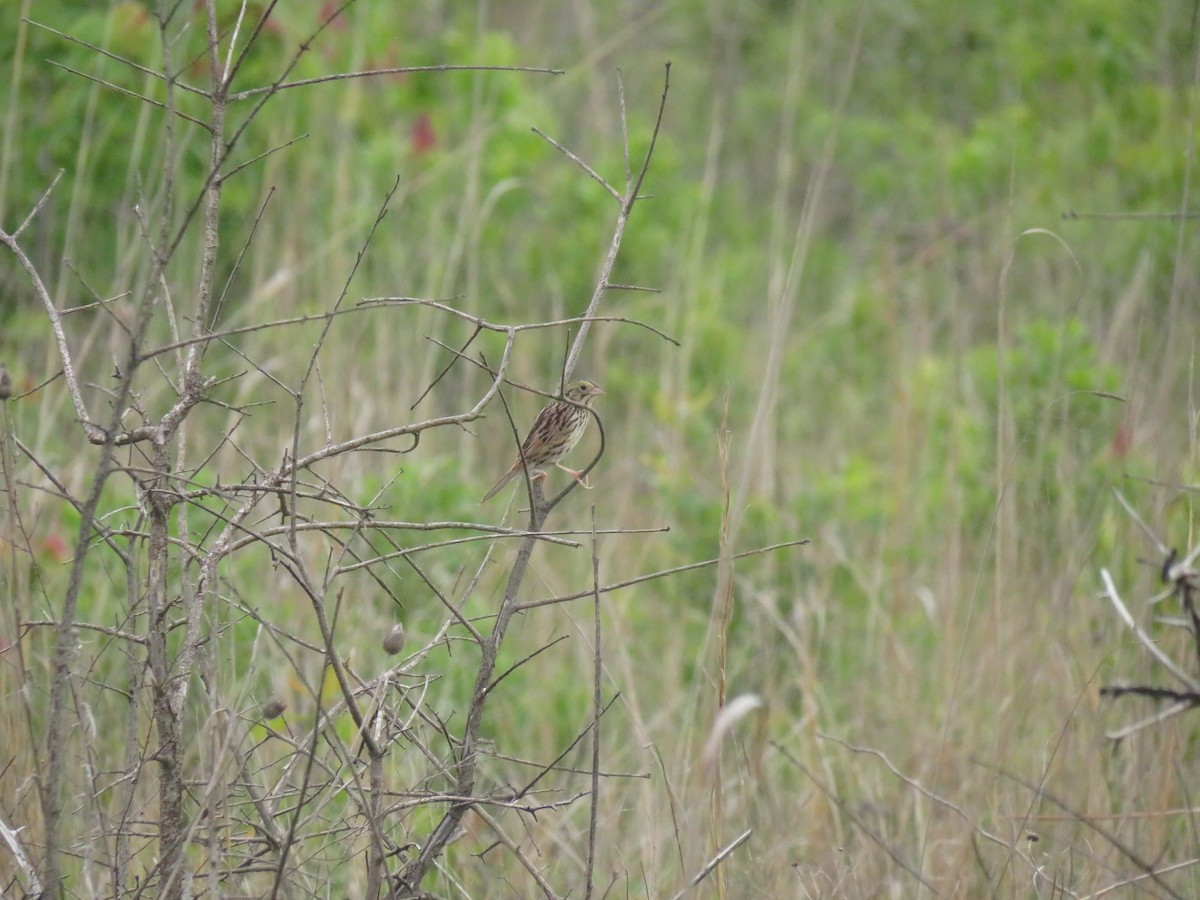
<box><xmin>556</xmin><ymin>463</ymin><xmax>592</xmax><ymax>489</ymax></box>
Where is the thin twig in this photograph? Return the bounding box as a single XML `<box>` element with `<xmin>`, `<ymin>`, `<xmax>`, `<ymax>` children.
<box><xmin>1111</xmin><ymin>488</ymin><xmax>1170</xmax><ymax>556</ymax></box>
<box><xmin>532</xmin><ymin>126</ymin><xmax>620</xmax><ymax>201</ymax></box>
<box><xmin>780</xmin><ymin>742</ymin><xmax>940</xmax><ymax>894</ymax></box>
<box><xmin>0</xmin><ymin>177</ymin><xmax>104</xmax><ymax>442</ymax></box>
<box><xmin>44</xmin><ymin>60</ymin><xmax>211</xmax><ymax>129</ymax></box>
<box><xmin>229</xmin><ymin>64</ymin><xmax>564</xmax><ymax>101</ymax></box>
<box><xmin>667</xmin><ymin>828</ymin><xmax>753</xmax><ymax>900</ymax></box>
<box><xmin>0</xmin><ymin>812</ymin><xmax>41</xmax><ymax>895</ymax></box>
<box><xmin>21</xmin><ymin>619</ymin><xmax>148</xmax><ymax>645</ymax></box>
<box><xmin>816</xmin><ymin>733</ymin><xmax>1021</xmax><ymax>855</ymax></box>
<box><xmin>361</xmin><ymin>297</ymin><xmax>681</xmax><ymax>346</ymax></box>
<box><xmin>584</xmin><ymin>507</ymin><xmax>603</xmax><ymax>900</ymax></box>
<box><xmin>978</xmin><ymin>759</ymin><xmax>1186</xmax><ymax>900</ymax></box>
<box><xmin>563</xmin><ymin>62</ymin><xmax>672</xmax><ymax>382</ymax></box>
<box><xmin>1100</xmin><ymin>568</ymin><xmax>1200</xmax><ymax>691</ymax></box>
<box><xmin>471</xmin><ymin>805</ymin><xmax>562</xmax><ymax>900</ymax></box>
<box><xmin>516</xmin><ymin>540</ymin><xmax>810</xmax><ymax>612</ymax></box>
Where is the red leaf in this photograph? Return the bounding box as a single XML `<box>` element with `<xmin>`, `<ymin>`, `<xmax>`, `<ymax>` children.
<box><xmin>411</xmin><ymin>113</ymin><xmax>436</xmax><ymax>155</ymax></box>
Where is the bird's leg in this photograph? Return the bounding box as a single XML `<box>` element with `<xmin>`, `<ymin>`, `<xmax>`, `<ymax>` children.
<box><xmin>555</xmin><ymin>462</ymin><xmax>592</xmax><ymax>489</ymax></box>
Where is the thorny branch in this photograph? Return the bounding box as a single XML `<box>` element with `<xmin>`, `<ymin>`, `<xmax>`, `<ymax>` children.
<box><xmin>395</xmin><ymin>63</ymin><xmax>674</xmax><ymax>894</ymax></box>
<box><xmin>1097</xmin><ymin>491</ymin><xmax>1200</xmax><ymax>739</ymax></box>
<box><xmin>2</xmin><ymin>17</ymin><xmax>796</xmax><ymax>897</ymax></box>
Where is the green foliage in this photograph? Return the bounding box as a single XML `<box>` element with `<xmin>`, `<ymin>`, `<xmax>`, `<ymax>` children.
<box><xmin>4</xmin><ymin>0</ymin><xmax>1200</xmax><ymax>895</ymax></box>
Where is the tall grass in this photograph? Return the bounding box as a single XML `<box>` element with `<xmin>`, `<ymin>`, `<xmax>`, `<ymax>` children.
<box><xmin>1</xmin><ymin>1</ymin><xmax>1199</xmax><ymax>897</ymax></box>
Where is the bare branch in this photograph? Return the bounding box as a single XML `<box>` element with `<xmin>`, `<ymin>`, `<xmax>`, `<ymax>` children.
<box><xmin>1</xmin><ymin>183</ymin><xmax>105</xmax><ymax>442</ymax></box>
<box><xmin>516</xmin><ymin>539</ymin><xmax>810</xmax><ymax>612</ymax></box>
<box><xmin>563</xmin><ymin>62</ymin><xmax>672</xmax><ymax>381</ymax></box>
<box><xmin>668</xmin><ymin>829</ymin><xmax>753</xmax><ymax>900</ymax></box>
<box><xmin>229</xmin><ymin>64</ymin><xmax>564</xmax><ymax>102</ymax></box>
<box><xmin>44</xmin><ymin>59</ymin><xmax>211</xmax><ymax>129</ymax></box>
<box><xmin>584</xmin><ymin>509</ymin><xmax>603</xmax><ymax>900</ymax></box>
<box><xmin>361</xmin><ymin>297</ymin><xmax>681</xmax><ymax>345</ymax></box>
<box><xmin>532</xmin><ymin>126</ymin><xmax>621</xmax><ymax>201</ymax></box>
<box><xmin>1100</xmin><ymin>568</ymin><xmax>1200</xmax><ymax>691</ymax></box>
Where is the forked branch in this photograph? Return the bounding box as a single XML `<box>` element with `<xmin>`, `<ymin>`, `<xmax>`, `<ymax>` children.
<box><xmin>395</xmin><ymin>64</ymin><xmax>672</xmax><ymax>895</ymax></box>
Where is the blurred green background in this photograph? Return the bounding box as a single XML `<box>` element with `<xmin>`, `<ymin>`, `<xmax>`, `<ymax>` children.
<box><xmin>3</xmin><ymin>0</ymin><xmax>1199</xmax><ymax>895</ymax></box>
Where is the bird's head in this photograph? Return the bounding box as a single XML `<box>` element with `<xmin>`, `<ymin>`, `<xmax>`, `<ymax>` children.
<box><xmin>564</xmin><ymin>380</ymin><xmax>605</xmax><ymax>404</ymax></box>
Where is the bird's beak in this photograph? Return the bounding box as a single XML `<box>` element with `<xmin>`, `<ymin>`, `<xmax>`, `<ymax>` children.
<box><xmin>594</xmin><ymin>386</ymin><xmax>606</xmax><ymax>395</ymax></box>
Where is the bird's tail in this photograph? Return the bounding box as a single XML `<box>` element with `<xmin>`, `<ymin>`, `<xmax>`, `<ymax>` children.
<box><xmin>480</xmin><ymin>465</ymin><xmax>518</xmax><ymax>503</ymax></box>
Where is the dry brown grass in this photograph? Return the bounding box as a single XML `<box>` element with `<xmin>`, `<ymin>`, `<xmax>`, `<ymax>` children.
<box><xmin>2</xmin><ymin>2</ymin><xmax>1200</xmax><ymax>898</ymax></box>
